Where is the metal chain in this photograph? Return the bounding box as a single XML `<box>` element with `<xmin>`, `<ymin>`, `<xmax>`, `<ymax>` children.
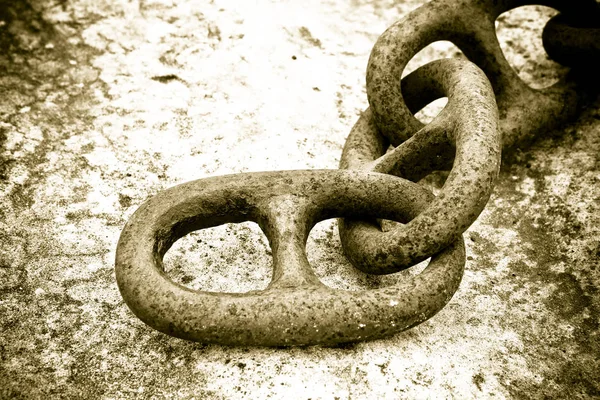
<box><xmin>115</xmin><ymin>0</ymin><xmax>600</xmax><ymax>346</ymax></box>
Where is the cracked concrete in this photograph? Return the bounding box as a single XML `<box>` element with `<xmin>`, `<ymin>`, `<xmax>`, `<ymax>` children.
<box><xmin>0</xmin><ymin>0</ymin><xmax>598</xmax><ymax>398</ymax></box>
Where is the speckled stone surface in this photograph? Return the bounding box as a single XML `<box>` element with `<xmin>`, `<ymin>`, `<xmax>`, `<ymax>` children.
<box><xmin>1</xmin><ymin>0</ymin><xmax>598</xmax><ymax>398</ymax></box>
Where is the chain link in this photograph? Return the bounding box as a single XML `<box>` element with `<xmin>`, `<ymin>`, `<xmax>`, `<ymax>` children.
<box><xmin>115</xmin><ymin>0</ymin><xmax>600</xmax><ymax>346</ymax></box>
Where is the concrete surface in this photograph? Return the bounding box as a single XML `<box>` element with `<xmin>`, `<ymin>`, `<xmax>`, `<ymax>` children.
<box><xmin>0</xmin><ymin>0</ymin><xmax>598</xmax><ymax>398</ymax></box>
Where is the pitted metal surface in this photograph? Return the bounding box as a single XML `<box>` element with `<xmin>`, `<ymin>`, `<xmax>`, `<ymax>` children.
<box><xmin>339</xmin><ymin>59</ymin><xmax>500</xmax><ymax>274</ymax></box>
<box><xmin>3</xmin><ymin>0</ymin><xmax>600</xmax><ymax>396</ymax></box>
<box><xmin>114</xmin><ymin>0</ymin><xmax>600</xmax><ymax>347</ymax></box>
<box><xmin>366</xmin><ymin>0</ymin><xmax>599</xmax><ymax>150</ymax></box>
<box><xmin>338</xmin><ymin>0</ymin><xmax>599</xmax><ymax>275</ymax></box>
<box><xmin>117</xmin><ymin>170</ymin><xmax>465</xmax><ymax>346</ymax></box>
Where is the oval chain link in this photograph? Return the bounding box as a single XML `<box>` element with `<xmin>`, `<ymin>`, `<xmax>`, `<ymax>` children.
<box><xmin>339</xmin><ymin>0</ymin><xmax>600</xmax><ymax>275</ymax></box>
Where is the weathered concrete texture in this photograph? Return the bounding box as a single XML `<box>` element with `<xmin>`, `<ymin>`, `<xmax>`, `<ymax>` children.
<box><xmin>0</xmin><ymin>0</ymin><xmax>598</xmax><ymax>398</ymax></box>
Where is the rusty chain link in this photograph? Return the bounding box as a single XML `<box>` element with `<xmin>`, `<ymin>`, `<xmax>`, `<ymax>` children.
<box><xmin>115</xmin><ymin>0</ymin><xmax>600</xmax><ymax>346</ymax></box>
